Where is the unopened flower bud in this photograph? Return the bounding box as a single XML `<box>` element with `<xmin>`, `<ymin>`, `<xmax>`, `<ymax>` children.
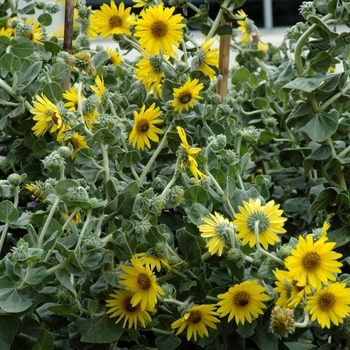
<box><xmin>270</xmin><ymin>306</ymin><xmax>296</xmax><ymax>338</ymax></box>
<box><xmin>7</xmin><ymin>173</ymin><xmax>22</xmax><ymax>186</ymax></box>
<box><xmin>134</xmin><ymin>220</ymin><xmax>152</xmax><ymax>236</ymax></box>
<box><xmin>11</xmin><ymin>238</ymin><xmax>29</xmax><ymax>261</ymax></box>
<box><xmin>64</xmin><ymin>186</ymin><xmax>89</xmax><ymax>202</ymax></box>
<box><xmin>42</xmin><ymin>151</ymin><xmax>66</xmax><ymax>171</ymax></box>
<box><xmin>168</xmin><ymin>185</ymin><xmax>184</xmax><ymax>205</ymax></box>
<box><xmin>152</xmin><ymin>176</ymin><xmax>168</xmax><ymax>191</ymax></box>
<box><xmin>82</xmin><ymin>234</ymin><xmax>105</xmax><ymax>251</ymax></box>
<box><xmin>209</xmin><ymin>134</ymin><xmax>227</xmax><ymax>150</ymax></box>
<box><xmin>57</xmin><ymin>145</ymin><xmax>72</xmax><ymax>159</ymax></box>
<box><xmin>161</xmin><ymin>283</ymin><xmax>177</xmax><ymax>299</ymax></box>
<box><xmin>222</xmin><ymin>149</ymin><xmax>239</xmax><ymax>165</ymax></box>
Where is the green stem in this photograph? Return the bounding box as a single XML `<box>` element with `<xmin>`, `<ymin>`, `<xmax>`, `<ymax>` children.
<box><xmin>318</xmin><ymin>80</ymin><xmax>350</xmax><ymax>114</ymax></box>
<box><xmin>38</xmin><ymin>196</ymin><xmax>61</xmax><ymax>247</ymax></box>
<box><xmin>295</xmin><ymin>310</ymin><xmax>309</xmax><ymax>328</ymax></box>
<box><xmin>138</xmin><ymin>120</ymin><xmax>173</xmax><ymax>184</ymax></box>
<box><xmin>13</xmin><ymin>186</ymin><xmax>19</xmax><ymax>208</ymax></box>
<box><xmin>150</xmin><ymin>328</ymin><xmax>174</xmax><ymax>336</ymax></box>
<box><xmin>206</xmin><ymin>0</ymin><xmax>231</xmax><ymax>40</ymax></box>
<box><xmin>0</xmin><ymin>221</ymin><xmax>10</xmax><ymax>256</ymax></box>
<box><xmin>46</xmin><ymin>259</ymin><xmax>69</xmax><ymax>276</ymax></box>
<box><xmin>160</xmin><ymin>158</ymin><xmax>181</xmax><ymax>199</ymax></box>
<box><xmin>74</xmin><ymin>208</ymin><xmax>92</xmax><ymax>254</ymax></box>
<box><xmin>163</xmin><ymin>298</ymin><xmax>185</xmax><ymax>307</ymax></box>
<box><xmin>100</xmin><ymin>141</ymin><xmax>110</xmax><ymax>185</ymax></box>
<box><xmin>0</xmin><ymin>78</ymin><xmax>33</xmax><ymax>111</ymax></box>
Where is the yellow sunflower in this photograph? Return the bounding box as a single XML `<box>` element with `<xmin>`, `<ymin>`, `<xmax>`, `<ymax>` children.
<box><xmin>176</xmin><ymin>126</ymin><xmax>206</xmax><ymax>182</ymax></box>
<box><xmin>135</xmin><ymin>252</ymin><xmax>171</xmax><ymax>272</ymax></box>
<box><xmin>233</xmin><ymin>198</ymin><xmax>287</xmax><ymax>250</ymax></box>
<box><xmin>119</xmin><ymin>257</ymin><xmax>164</xmax><ymax>311</ymax></box>
<box><xmin>90</xmin><ymin>75</ymin><xmax>106</xmax><ymax>100</ymax></box>
<box><xmin>106</xmin><ymin>289</ymin><xmax>153</xmax><ymax>329</ymax></box>
<box><xmin>134</xmin><ymin>54</ymin><xmax>165</xmax><ymax>97</ymax></box>
<box><xmin>20</xmin><ymin>18</ymin><xmax>44</xmax><ymax>45</ymax></box>
<box><xmin>132</xmin><ymin>0</ymin><xmax>147</xmax><ymax>8</ymax></box>
<box><xmin>171</xmin><ymin>77</ymin><xmax>203</xmax><ymax>113</ymax></box>
<box><xmin>63</xmin><ymin>87</ymin><xmax>82</xmax><ymax>111</ymax></box>
<box><xmin>193</xmin><ymin>38</ymin><xmax>219</xmax><ymax>81</ymax></box>
<box><xmin>198</xmin><ymin>212</ymin><xmax>234</xmax><ymax>256</ymax></box>
<box><xmin>217</xmin><ymin>280</ymin><xmax>269</xmax><ymax>325</ymax></box>
<box><xmin>0</xmin><ymin>26</ymin><xmax>14</xmax><ymax>38</ymax></box>
<box><xmin>273</xmin><ymin>268</ymin><xmax>310</xmax><ymax>309</ymax></box>
<box><xmin>134</xmin><ymin>5</ymin><xmax>185</xmax><ymax>56</ymax></box>
<box><xmin>66</xmin><ymin>132</ymin><xmax>89</xmax><ymax>159</ymax></box>
<box><xmin>236</xmin><ymin>10</ymin><xmax>251</xmax><ymax>44</ymax></box>
<box><xmin>128</xmin><ymin>102</ymin><xmax>164</xmax><ymax>151</ymax></box>
<box><xmin>284</xmin><ymin>235</ymin><xmax>342</xmax><ymax>290</ymax></box>
<box><xmin>91</xmin><ymin>0</ymin><xmax>133</xmax><ymax>38</ymax></box>
<box><xmin>171</xmin><ymin>304</ymin><xmax>220</xmax><ymax>341</ymax></box>
<box><xmin>25</xmin><ymin>182</ymin><xmax>46</xmax><ymax>201</ymax></box>
<box><xmin>305</xmin><ymin>282</ymin><xmax>350</xmax><ymax>329</ymax></box>
<box><xmin>83</xmin><ymin>110</ymin><xmax>99</xmax><ymax>130</ymax></box>
<box><xmin>105</xmin><ymin>47</ymin><xmax>123</xmax><ymax>66</ymax></box>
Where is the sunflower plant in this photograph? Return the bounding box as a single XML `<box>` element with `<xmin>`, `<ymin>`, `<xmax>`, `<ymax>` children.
<box><xmin>2</xmin><ymin>0</ymin><xmax>350</xmax><ymax>349</ymax></box>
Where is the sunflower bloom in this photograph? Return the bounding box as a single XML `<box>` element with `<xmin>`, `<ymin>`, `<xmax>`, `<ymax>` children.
<box><xmin>0</xmin><ymin>27</ymin><xmax>14</xmax><ymax>38</ymax></box>
<box><xmin>193</xmin><ymin>38</ymin><xmax>219</xmax><ymax>80</ymax></box>
<box><xmin>284</xmin><ymin>235</ymin><xmax>342</xmax><ymax>290</ymax></box>
<box><xmin>90</xmin><ymin>75</ymin><xmax>106</xmax><ymax>100</ymax></box>
<box><xmin>15</xmin><ymin>18</ymin><xmax>44</xmax><ymax>45</ymax></box>
<box><xmin>171</xmin><ymin>77</ymin><xmax>203</xmax><ymax>113</ymax></box>
<box><xmin>119</xmin><ymin>257</ymin><xmax>164</xmax><ymax>311</ymax></box>
<box><xmin>217</xmin><ymin>280</ymin><xmax>269</xmax><ymax>325</ymax></box>
<box><xmin>134</xmin><ymin>5</ymin><xmax>185</xmax><ymax>56</ymax></box>
<box><xmin>66</xmin><ymin>132</ymin><xmax>89</xmax><ymax>159</ymax></box>
<box><xmin>176</xmin><ymin>126</ymin><xmax>206</xmax><ymax>182</ymax></box>
<box><xmin>106</xmin><ymin>289</ymin><xmax>153</xmax><ymax>329</ymax></box>
<box><xmin>63</xmin><ymin>87</ymin><xmax>82</xmax><ymax>111</ymax></box>
<box><xmin>25</xmin><ymin>182</ymin><xmax>46</xmax><ymax>201</ymax></box>
<box><xmin>305</xmin><ymin>282</ymin><xmax>350</xmax><ymax>329</ymax></box>
<box><xmin>105</xmin><ymin>47</ymin><xmax>123</xmax><ymax>66</ymax></box>
<box><xmin>198</xmin><ymin>212</ymin><xmax>234</xmax><ymax>256</ymax></box>
<box><xmin>136</xmin><ymin>252</ymin><xmax>171</xmax><ymax>272</ymax></box>
<box><xmin>273</xmin><ymin>268</ymin><xmax>310</xmax><ymax>309</ymax></box>
<box><xmin>129</xmin><ymin>103</ymin><xmax>164</xmax><ymax>150</ymax></box>
<box><xmin>233</xmin><ymin>198</ymin><xmax>287</xmax><ymax>250</ymax></box>
<box><xmin>171</xmin><ymin>304</ymin><xmax>220</xmax><ymax>341</ymax></box>
<box><xmin>91</xmin><ymin>0</ymin><xmax>133</xmax><ymax>38</ymax></box>
<box><xmin>236</xmin><ymin>10</ymin><xmax>251</xmax><ymax>44</ymax></box>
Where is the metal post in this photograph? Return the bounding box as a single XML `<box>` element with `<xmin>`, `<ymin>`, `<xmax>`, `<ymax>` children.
<box><xmin>263</xmin><ymin>0</ymin><xmax>273</xmax><ymax>28</ymax></box>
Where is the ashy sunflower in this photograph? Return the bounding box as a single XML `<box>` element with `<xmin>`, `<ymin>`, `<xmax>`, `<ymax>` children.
<box><xmin>25</xmin><ymin>182</ymin><xmax>46</xmax><ymax>201</ymax></box>
<box><xmin>171</xmin><ymin>77</ymin><xmax>204</xmax><ymax>113</ymax></box>
<box><xmin>135</xmin><ymin>252</ymin><xmax>171</xmax><ymax>272</ymax></box>
<box><xmin>129</xmin><ymin>102</ymin><xmax>164</xmax><ymax>151</ymax></box>
<box><xmin>305</xmin><ymin>282</ymin><xmax>350</xmax><ymax>329</ymax></box>
<box><xmin>198</xmin><ymin>212</ymin><xmax>234</xmax><ymax>256</ymax></box>
<box><xmin>105</xmin><ymin>47</ymin><xmax>123</xmax><ymax>66</ymax></box>
<box><xmin>66</xmin><ymin>132</ymin><xmax>89</xmax><ymax>159</ymax></box>
<box><xmin>0</xmin><ymin>26</ymin><xmax>13</xmax><ymax>38</ymax></box>
<box><xmin>171</xmin><ymin>304</ymin><xmax>220</xmax><ymax>341</ymax></box>
<box><xmin>273</xmin><ymin>268</ymin><xmax>310</xmax><ymax>309</ymax></box>
<box><xmin>236</xmin><ymin>10</ymin><xmax>252</xmax><ymax>44</ymax></box>
<box><xmin>193</xmin><ymin>38</ymin><xmax>219</xmax><ymax>81</ymax></box>
<box><xmin>63</xmin><ymin>87</ymin><xmax>82</xmax><ymax>111</ymax></box>
<box><xmin>90</xmin><ymin>75</ymin><xmax>106</xmax><ymax>101</ymax></box>
<box><xmin>176</xmin><ymin>126</ymin><xmax>206</xmax><ymax>182</ymax></box>
<box><xmin>106</xmin><ymin>289</ymin><xmax>153</xmax><ymax>329</ymax></box>
<box><xmin>284</xmin><ymin>235</ymin><xmax>342</xmax><ymax>290</ymax></box>
<box><xmin>217</xmin><ymin>280</ymin><xmax>269</xmax><ymax>325</ymax></box>
<box><xmin>18</xmin><ymin>18</ymin><xmax>44</xmax><ymax>45</ymax></box>
<box><xmin>119</xmin><ymin>257</ymin><xmax>165</xmax><ymax>311</ymax></box>
<box><xmin>91</xmin><ymin>0</ymin><xmax>133</xmax><ymax>38</ymax></box>
<box><xmin>233</xmin><ymin>198</ymin><xmax>287</xmax><ymax>250</ymax></box>
<box><xmin>83</xmin><ymin>110</ymin><xmax>99</xmax><ymax>130</ymax></box>
<box><xmin>134</xmin><ymin>5</ymin><xmax>185</xmax><ymax>56</ymax></box>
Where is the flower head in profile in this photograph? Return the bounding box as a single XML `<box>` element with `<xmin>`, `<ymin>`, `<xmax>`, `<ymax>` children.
<box><xmin>235</xmin><ymin>9</ymin><xmax>254</xmax><ymax>44</ymax></box>
<box><xmin>90</xmin><ymin>75</ymin><xmax>107</xmax><ymax>101</ymax></box>
<box><xmin>0</xmin><ymin>26</ymin><xmax>14</xmax><ymax>38</ymax></box>
<box><xmin>171</xmin><ymin>77</ymin><xmax>203</xmax><ymax>113</ymax></box>
<box><xmin>198</xmin><ymin>212</ymin><xmax>234</xmax><ymax>256</ymax></box>
<box><xmin>63</xmin><ymin>132</ymin><xmax>89</xmax><ymax>159</ymax></box>
<box><xmin>193</xmin><ymin>38</ymin><xmax>219</xmax><ymax>80</ymax></box>
<box><xmin>136</xmin><ymin>251</ymin><xmax>171</xmax><ymax>272</ymax></box>
<box><xmin>134</xmin><ymin>53</ymin><xmax>165</xmax><ymax>97</ymax></box>
<box><xmin>284</xmin><ymin>235</ymin><xmax>342</xmax><ymax>290</ymax></box>
<box><xmin>25</xmin><ymin>182</ymin><xmax>47</xmax><ymax>201</ymax></box>
<box><xmin>273</xmin><ymin>268</ymin><xmax>310</xmax><ymax>309</ymax></box>
<box><xmin>129</xmin><ymin>103</ymin><xmax>164</xmax><ymax>150</ymax></box>
<box><xmin>105</xmin><ymin>47</ymin><xmax>123</xmax><ymax>66</ymax></box>
<box><xmin>305</xmin><ymin>282</ymin><xmax>350</xmax><ymax>329</ymax></box>
<box><xmin>119</xmin><ymin>257</ymin><xmax>164</xmax><ymax>311</ymax></box>
<box><xmin>233</xmin><ymin>198</ymin><xmax>287</xmax><ymax>250</ymax></box>
<box><xmin>176</xmin><ymin>126</ymin><xmax>206</xmax><ymax>182</ymax></box>
<box><xmin>217</xmin><ymin>280</ymin><xmax>269</xmax><ymax>325</ymax></box>
<box><xmin>91</xmin><ymin>0</ymin><xmax>133</xmax><ymax>38</ymax></box>
<box><xmin>171</xmin><ymin>304</ymin><xmax>220</xmax><ymax>341</ymax></box>
<box><xmin>134</xmin><ymin>5</ymin><xmax>185</xmax><ymax>56</ymax></box>
<box><xmin>106</xmin><ymin>289</ymin><xmax>153</xmax><ymax>329</ymax></box>
<box><xmin>63</xmin><ymin>87</ymin><xmax>82</xmax><ymax>111</ymax></box>
<box><xmin>14</xmin><ymin>18</ymin><xmax>44</xmax><ymax>44</ymax></box>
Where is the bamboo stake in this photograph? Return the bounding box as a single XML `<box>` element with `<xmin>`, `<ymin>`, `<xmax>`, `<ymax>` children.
<box><xmin>62</xmin><ymin>0</ymin><xmax>74</xmax><ymax>91</ymax></box>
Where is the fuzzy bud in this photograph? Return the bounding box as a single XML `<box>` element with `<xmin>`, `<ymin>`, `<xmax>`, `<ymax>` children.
<box><xmin>208</xmin><ymin>134</ymin><xmax>227</xmax><ymax>150</ymax></box>
<box><xmin>167</xmin><ymin>185</ymin><xmax>184</xmax><ymax>205</ymax></box>
<box><xmin>7</xmin><ymin>174</ymin><xmax>22</xmax><ymax>186</ymax></box>
<box><xmin>152</xmin><ymin>176</ymin><xmax>168</xmax><ymax>191</ymax></box>
<box><xmin>134</xmin><ymin>220</ymin><xmax>152</xmax><ymax>236</ymax></box>
<box><xmin>82</xmin><ymin>234</ymin><xmax>105</xmax><ymax>251</ymax></box>
<box><xmin>42</xmin><ymin>151</ymin><xmax>66</xmax><ymax>171</ymax></box>
<box><xmin>57</xmin><ymin>145</ymin><xmax>72</xmax><ymax>159</ymax></box>
<box><xmin>161</xmin><ymin>283</ymin><xmax>177</xmax><ymax>299</ymax></box>
<box><xmin>270</xmin><ymin>306</ymin><xmax>296</xmax><ymax>338</ymax></box>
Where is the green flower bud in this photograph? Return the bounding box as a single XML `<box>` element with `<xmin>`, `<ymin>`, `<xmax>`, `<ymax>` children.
<box><xmin>226</xmin><ymin>247</ymin><xmax>242</xmax><ymax>261</ymax></box>
<box><xmin>276</xmin><ymin>244</ymin><xmax>292</xmax><ymax>260</ymax></box>
<box><xmin>134</xmin><ymin>220</ymin><xmax>152</xmax><ymax>236</ymax></box>
<box><xmin>168</xmin><ymin>185</ymin><xmax>184</xmax><ymax>205</ymax></box>
<box><xmin>151</xmin><ymin>196</ymin><xmax>165</xmax><ymax>215</ymax></box>
<box><xmin>42</xmin><ymin>151</ymin><xmax>66</xmax><ymax>171</ymax></box>
<box><xmin>217</xmin><ymin>104</ymin><xmax>232</xmax><ymax>115</ymax></box>
<box><xmin>154</xmin><ymin>242</ymin><xmax>167</xmax><ymax>256</ymax></box>
<box><xmin>57</xmin><ymin>145</ymin><xmax>73</xmax><ymax>159</ymax></box>
<box><xmin>149</xmin><ymin>55</ymin><xmax>164</xmax><ymax>72</ymax></box>
<box><xmin>11</xmin><ymin>238</ymin><xmax>29</xmax><ymax>261</ymax></box>
<box><xmin>7</xmin><ymin>173</ymin><xmax>22</xmax><ymax>186</ymax></box>
<box><xmin>270</xmin><ymin>306</ymin><xmax>296</xmax><ymax>338</ymax></box>
<box><xmin>262</xmin><ymin>116</ymin><xmax>278</xmax><ymax>128</ymax></box>
<box><xmin>209</xmin><ymin>93</ymin><xmax>222</xmax><ymax>105</ymax></box>
<box><xmin>75</xmin><ymin>34</ymin><xmax>91</xmax><ymax>50</ymax></box>
<box><xmin>209</xmin><ymin>134</ymin><xmax>227</xmax><ymax>150</ymax></box>
<box><xmin>176</xmin><ymin>61</ymin><xmax>189</xmax><ymax>75</ymax></box>
<box><xmin>46</xmin><ymin>2</ymin><xmax>61</xmax><ymax>13</ymax></box>
<box><xmin>222</xmin><ymin>149</ymin><xmax>239</xmax><ymax>165</ymax></box>
<box><xmin>56</xmin><ymin>286</ymin><xmax>71</xmax><ymax>303</ymax></box>
<box><xmin>237</xmin><ymin>126</ymin><xmax>260</xmax><ymax>143</ymax></box>
<box><xmin>64</xmin><ymin>186</ymin><xmax>89</xmax><ymax>202</ymax></box>
<box><xmin>82</xmin><ymin>234</ymin><xmax>105</xmax><ymax>251</ymax></box>
<box><xmin>152</xmin><ymin>176</ymin><xmax>168</xmax><ymax>191</ymax></box>
<box><xmin>56</xmin><ymin>51</ymin><xmax>70</xmax><ymax>65</ymax></box>
<box><xmin>161</xmin><ymin>283</ymin><xmax>177</xmax><ymax>299</ymax></box>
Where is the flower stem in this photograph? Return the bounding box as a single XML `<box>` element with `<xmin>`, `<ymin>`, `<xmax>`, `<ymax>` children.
<box><xmin>206</xmin><ymin>0</ymin><xmax>231</xmax><ymax>40</ymax></box>
<box><xmin>0</xmin><ymin>221</ymin><xmax>10</xmax><ymax>255</ymax></box>
<box><xmin>295</xmin><ymin>310</ymin><xmax>309</xmax><ymax>328</ymax></box>
<box><xmin>74</xmin><ymin>208</ymin><xmax>92</xmax><ymax>254</ymax></box>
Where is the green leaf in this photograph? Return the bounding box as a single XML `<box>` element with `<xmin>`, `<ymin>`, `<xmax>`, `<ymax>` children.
<box><xmin>283</xmin><ymin>75</ymin><xmax>335</xmax><ymax>92</ymax></box>
<box><xmin>42</xmin><ymin>40</ymin><xmax>62</xmax><ymax>56</ymax></box>
<box><xmin>176</xmin><ymin>228</ymin><xmax>201</xmax><ymax>267</ymax></box>
<box><xmin>328</xmin><ymin>226</ymin><xmax>350</xmax><ymax>248</ymax></box>
<box><xmin>299</xmin><ymin>110</ymin><xmax>338</xmax><ymax>142</ymax></box>
<box><xmin>231</xmin><ymin>67</ymin><xmax>250</xmax><ymax>86</ymax></box>
<box><xmin>310</xmin><ymin>51</ymin><xmax>332</xmax><ymax>73</ymax></box>
<box><xmin>55</xmin><ymin>179</ymin><xmax>80</xmax><ymax>197</ymax></box>
<box><xmin>162</xmin><ymin>79</ymin><xmax>180</xmax><ymax>102</ymax></box>
<box><xmin>47</xmin><ymin>304</ymin><xmax>79</xmax><ymax>317</ymax></box>
<box><xmin>145</xmin><ymin>226</ymin><xmax>166</xmax><ymax>245</ymax></box>
<box><xmin>49</xmin><ymin>63</ymin><xmax>69</xmax><ymax>84</ymax></box>
<box><xmin>75</xmin><ymin>316</ymin><xmax>124</xmax><ymax>343</ymax></box>
<box><xmin>309</xmin><ymin>187</ymin><xmax>340</xmax><ymax>222</ymax></box>
<box><xmin>26</xmin><ymin>266</ymin><xmax>47</xmax><ymax>285</ymax></box>
<box><xmin>0</xmin><ymin>53</ymin><xmax>21</xmax><ymax>72</ymax></box>
<box><xmin>92</xmin><ymin>128</ymin><xmax>116</xmax><ymax>144</ymax></box>
<box><xmin>0</xmin><ymin>289</ymin><xmax>33</xmax><ymax>313</ymax></box>
<box><xmin>10</xmin><ymin>38</ymin><xmax>35</xmax><ymax>58</ymax></box>
<box><xmin>185</xmin><ymin>203</ymin><xmax>210</xmax><ymax>226</ymax></box>
<box><xmin>75</xmin><ymin>147</ymin><xmax>96</xmax><ymax>165</ymax></box>
<box><xmin>55</xmin><ymin>268</ymin><xmax>77</xmax><ymax>297</ymax></box>
<box><xmin>183</xmin><ymin>185</ymin><xmax>209</xmax><ymax>203</ymax></box>
<box><xmin>33</xmin><ymin>139</ymin><xmax>48</xmax><ymax>157</ymax></box>
<box><xmin>32</xmin><ymin>329</ymin><xmax>54</xmax><ymax>350</ymax></box>
<box><xmin>17</xmin><ymin>61</ymin><xmax>42</xmax><ymax>89</ymax></box>
<box><xmin>37</xmin><ymin>13</ymin><xmax>52</xmax><ymax>26</ymax></box>
<box><xmin>93</xmin><ymin>50</ymin><xmax>110</xmax><ymax>67</ymax></box>
<box><xmin>122</xmin><ymin>150</ymin><xmax>141</xmax><ymax>167</ymax></box>
<box><xmin>112</xmin><ymin>230</ymin><xmax>133</xmax><ymax>260</ymax></box>
<box><xmin>56</xmin><ymin>242</ymin><xmax>82</xmax><ymax>274</ymax></box>
<box><xmin>0</xmin><ymin>200</ymin><xmax>19</xmax><ymax>223</ymax></box>
<box><xmin>154</xmin><ymin>335</ymin><xmax>181</xmax><ymax>350</ymax></box>
<box><xmin>0</xmin><ymin>316</ymin><xmax>19</xmax><ymax>350</ymax></box>
<box><xmin>43</xmin><ymin>82</ymin><xmax>63</xmax><ymax>103</ymax></box>
<box><xmin>284</xmin><ymin>343</ymin><xmax>318</xmax><ymax>350</ymax></box>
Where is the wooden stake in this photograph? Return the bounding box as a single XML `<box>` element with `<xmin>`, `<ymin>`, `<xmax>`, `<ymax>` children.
<box><xmin>62</xmin><ymin>0</ymin><xmax>74</xmax><ymax>91</ymax></box>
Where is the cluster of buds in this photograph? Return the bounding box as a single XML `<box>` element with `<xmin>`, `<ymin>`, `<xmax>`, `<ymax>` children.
<box><xmin>270</xmin><ymin>306</ymin><xmax>296</xmax><ymax>338</ymax></box>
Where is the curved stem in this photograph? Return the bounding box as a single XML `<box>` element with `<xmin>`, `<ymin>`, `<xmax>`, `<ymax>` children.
<box><xmin>295</xmin><ymin>310</ymin><xmax>309</xmax><ymax>328</ymax></box>
<box><xmin>0</xmin><ymin>221</ymin><xmax>10</xmax><ymax>255</ymax></box>
<box><xmin>74</xmin><ymin>208</ymin><xmax>92</xmax><ymax>254</ymax></box>
<box><xmin>206</xmin><ymin>0</ymin><xmax>231</xmax><ymax>40</ymax></box>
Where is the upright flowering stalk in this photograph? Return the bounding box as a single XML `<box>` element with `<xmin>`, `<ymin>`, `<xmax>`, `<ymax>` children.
<box><xmin>171</xmin><ymin>304</ymin><xmax>220</xmax><ymax>341</ymax></box>
<box><xmin>119</xmin><ymin>257</ymin><xmax>164</xmax><ymax>311</ymax></box>
<box><xmin>134</xmin><ymin>5</ymin><xmax>185</xmax><ymax>56</ymax></box>
<box><xmin>217</xmin><ymin>280</ymin><xmax>269</xmax><ymax>324</ymax></box>
<box><xmin>284</xmin><ymin>235</ymin><xmax>342</xmax><ymax>290</ymax></box>
<box><xmin>198</xmin><ymin>212</ymin><xmax>234</xmax><ymax>256</ymax></box>
<box><xmin>233</xmin><ymin>198</ymin><xmax>287</xmax><ymax>250</ymax></box>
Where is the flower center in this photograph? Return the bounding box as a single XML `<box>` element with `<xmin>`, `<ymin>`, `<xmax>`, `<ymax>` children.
<box><xmin>302</xmin><ymin>252</ymin><xmax>321</xmax><ymax>271</ymax></box>
<box><xmin>124</xmin><ymin>296</ymin><xmax>140</xmax><ymax>312</ymax></box>
<box><xmin>179</xmin><ymin>92</ymin><xmax>192</xmax><ymax>104</ymax></box>
<box><xmin>234</xmin><ymin>291</ymin><xmax>250</xmax><ymax>307</ymax></box>
<box><xmin>137</xmin><ymin>119</ymin><xmax>150</xmax><ymax>133</ymax></box>
<box><xmin>246</xmin><ymin>211</ymin><xmax>270</xmax><ymax>234</ymax></box>
<box><xmin>318</xmin><ymin>292</ymin><xmax>336</xmax><ymax>311</ymax></box>
<box><xmin>291</xmin><ymin>280</ymin><xmax>305</xmax><ymax>293</ymax></box>
<box><xmin>109</xmin><ymin>15</ymin><xmax>123</xmax><ymax>28</ymax></box>
<box><xmin>137</xmin><ymin>273</ymin><xmax>151</xmax><ymax>290</ymax></box>
<box><xmin>52</xmin><ymin>113</ymin><xmax>61</xmax><ymax>126</ymax></box>
<box><xmin>151</xmin><ymin>20</ymin><xmax>168</xmax><ymax>38</ymax></box>
<box><xmin>188</xmin><ymin>310</ymin><xmax>202</xmax><ymax>324</ymax></box>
